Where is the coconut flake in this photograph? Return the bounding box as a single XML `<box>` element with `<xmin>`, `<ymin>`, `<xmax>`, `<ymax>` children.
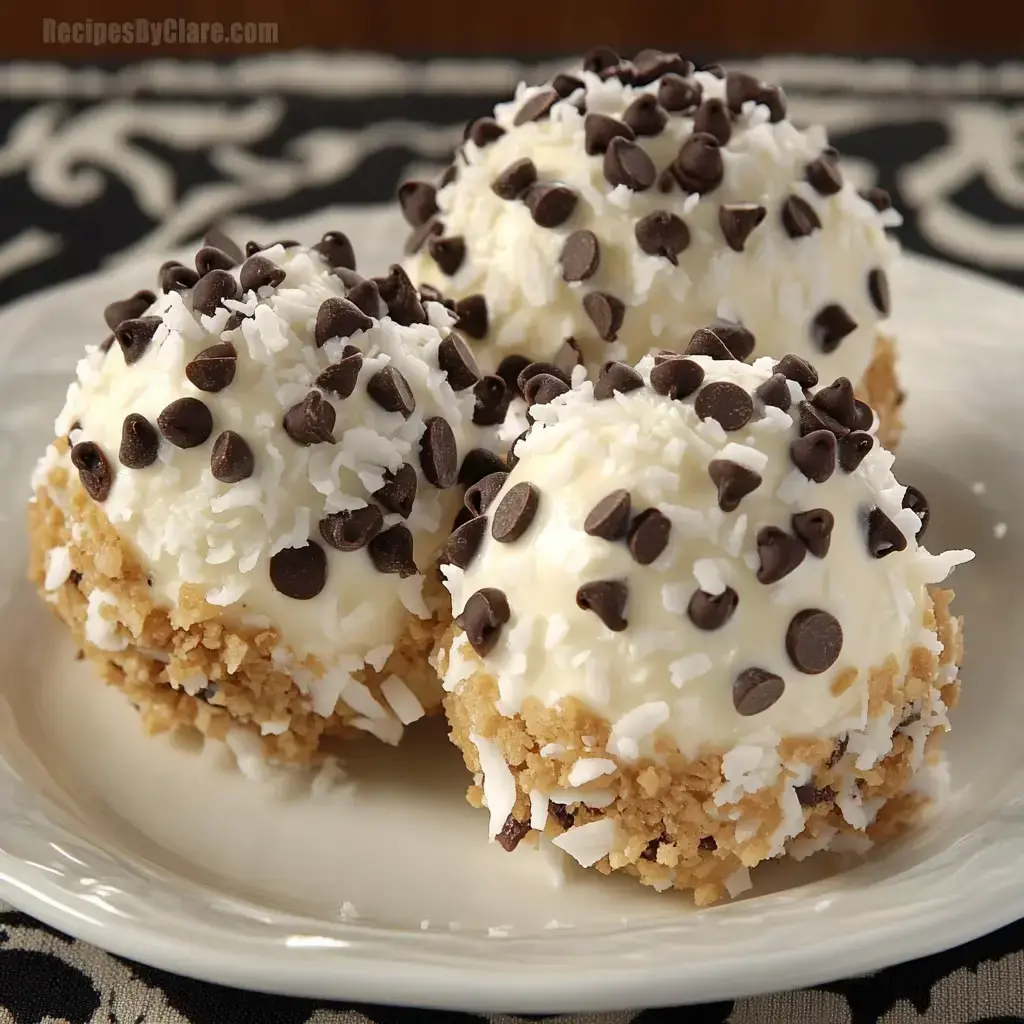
<box><xmin>669</xmin><ymin>652</ymin><xmax>713</xmax><ymax>688</ymax></box>
<box><xmin>551</xmin><ymin>818</ymin><xmax>617</xmax><ymax>868</ymax></box>
<box><xmin>567</xmin><ymin>758</ymin><xmax>617</xmax><ymax>786</ymax></box>
<box><xmin>380</xmin><ymin>675</ymin><xmax>426</xmax><ymax>725</ymax></box>
<box><xmin>529</xmin><ymin>788</ymin><xmax>550</xmax><ymax>830</ymax></box>
<box><xmin>470</xmin><ymin>732</ymin><xmax>517</xmax><ymax>838</ymax></box>
<box><xmin>607</xmin><ymin>702</ymin><xmax>670</xmax><ymax>760</ymax></box>
<box><xmin>44</xmin><ymin>546</ymin><xmax>73</xmax><ymax>591</ymax></box>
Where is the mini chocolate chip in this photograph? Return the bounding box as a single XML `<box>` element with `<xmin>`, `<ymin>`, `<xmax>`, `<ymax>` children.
<box><xmin>514</xmin><ymin>87</ymin><xmax>559</xmax><ymax>125</ymax></box>
<box><xmin>210</xmin><ymin>430</ymin><xmax>255</xmax><ymax>483</ymax></box>
<box><xmin>790</xmin><ymin>428</ymin><xmax>837</xmax><ymax>482</ymax></box>
<box><xmin>159</xmin><ymin>262</ymin><xmax>198</xmax><ymax>294</ymax></box>
<box><xmin>724</xmin><ymin>70</ymin><xmax>762</xmax><ymax>113</ymax></box>
<box><xmin>812</xmin><ymin>304</ymin><xmax>858</xmax><ymax>353</ymax></box>
<box><xmin>805</xmin><ymin>154</ymin><xmax>843</xmax><ymax>196</ymax></box>
<box><xmin>853</xmin><ymin>400</ymin><xmax>874</xmax><ymax>432</ymax></box>
<box><xmin>465</xmin><ymin>471</ymin><xmax>509</xmax><ymax>516</ymax></box>
<box><xmin>658</xmin><ymin>73</ymin><xmax>702</xmax><ymax>113</ymax></box>
<box><xmin>404</xmin><ymin>218</ymin><xmax>444</xmax><ymax>256</ymax></box>
<box><xmin>623</xmin><ymin>94</ymin><xmax>668</xmax><ymax>136</ymax></box>
<box><xmin>315</xmin><ymin>351</ymin><xmax>363</xmax><ymax>399</ymax></box>
<box><xmin>466</xmin><ymin>117</ymin><xmax>506</xmax><ymax>148</ymax></box>
<box><xmin>673</xmin><ymin>132</ymin><xmax>723</xmax><ymax>193</ymax></box>
<box><xmin>695</xmin><ymin>381</ymin><xmax>753</xmax><ymax>431</ymax></box>
<box><xmin>397</xmin><ymin>180</ymin><xmax>438</xmax><ymax>227</ymax></box>
<box><xmin>552</xmin><ymin>72</ymin><xmax>584</xmax><ymax>97</ymax></box>
<box><xmin>114</xmin><ymin>316</ymin><xmax>161</xmax><ymax>366</ymax></box>
<box><xmin>495</xmin><ymin>354</ymin><xmax>533</xmax><ymax>399</ymax></box>
<box><xmin>708</xmin><ymin>459</ymin><xmax>762</xmax><ymax>512</ymax></box>
<box><xmin>702</xmin><ymin>63</ymin><xmax>726</xmax><ymax>79</ymax></box>
<box><xmin>204</xmin><ymin>228</ymin><xmax>243</xmax><ymax>264</ymax></box>
<box><xmin>70</xmin><ymin>442</ymin><xmax>113</xmax><ymax>501</ymax></box>
<box><xmin>454</xmin><ymin>294</ymin><xmax>488</xmax><ymax>339</ymax></box>
<box><xmin>269</xmin><ymin>541</ymin><xmax>327</xmax><ymax>600</ymax></box>
<box><xmin>604</xmin><ymin>136</ymin><xmax>656</xmax><ymax>191</ymax></box>
<box><xmin>427</xmin><ymin>235</ymin><xmax>466</xmax><ymax>277</ymax></box>
<box><xmin>796</xmin><ymin>784</ymin><xmax>836</xmax><ymax>807</ymax></box>
<box><xmin>711</xmin><ymin>321</ymin><xmax>756</xmax><ymax>360</ymax></box>
<box><xmin>584</xmin><ymin>489</ymin><xmax>631</xmax><ymax>541</ymax></box>
<box><xmin>868</xmin><ymin>268</ymin><xmax>891</xmax><ymax>315</ymax></box>
<box><xmin>576</xmin><ymin>579</ymin><xmax>628</xmax><ymax>631</ymax></box>
<box><xmin>517</xmin><ymin>362</ymin><xmax>570</xmax><ymax>396</ymax></box>
<box><xmin>239</xmin><ymin>255</ymin><xmax>286</xmax><ymax>294</ymax></box>
<box><xmin>420</xmin><ymin>416</ymin><xmax>458</xmax><ymax>488</ymax></box>
<box><xmin>436</xmin><ymin>332</ymin><xmax>481</xmax><ymax>392</ymax></box>
<box><xmin>548</xmin><ymin>801</ymin><xmax>575</xmax><ymax>830</ymax></box>
<box><xmin>758</xmin><ymin>84</ymin><xmax>788</xmax><ymax>122</ymax></box>
<box><xmin>553</xmin><ymin>337</ymin><xmax>584</xmax><ymax>377</ymax></box>
<box><xmin>347</xmin><ymin>279</ymin><xmax>383</xmax><ymax>318</ymax></box>
<box><xmin>902</xmin><ymin>485</ymin><xmax>930</xmax><ymax>539</ymax></box>
<box><xmin>191</xmin><ymin>269</ymin><xmax>241</xmax><ymax>317</ymax></box>
<box><xmin>560</xmin><ymin>230</ymin><xmax>601</xmax><ymax>282</ymax></box>
<box><xmin>583</xmin><ymin>44</ymin><xmax>619</xmax><ymax>73</ymax></box>
<box><xmin>733</xmin><ymin>668</ymin><xmax>785</xmax><ymax>716</ymax></box>
<box><xmin>523</xmin><ymin>373</ymin><xmax>569</xmax><ymax>411</ymax></box>
<box><xmin>319</xmin><ymin>505</ymin><xmax>384</xmax><ymax>552</ymax></box>
<box><xmin>799</xmin><ymin>401</ymin><xmax>849</xmax><ymax>439</ymax></box>
<box><xmin>594</xmin><ymin>361</ymin><xmax>643</xmax><ymax>400</ymax></box>
<box><xmin>812</xmin><ymin>377</ymin><xmax>858</xmax><ymax>429</ymax></box>
<box><xmin>157</xmin><ymin>397</ymin><xmax>213</xmax><ymax>449</ymax></box>
<box><xmin>719</xmin><ymin>203</ymin><xmax>766</xmax><ymax>252</ymax></box>
<box><xmin>754</xmin><ymin>373</ymin><xmax>792</xmax><ymax>411</ymax></box>
<box><xmin>373</xmin><ymin>463</ymin><xmax>417</xmax><ymax>518</ymax></box>
<box><xmin>861</xmin><ymin>187</ymin><xmax>892</xmax><ymax>211</ymax></box>
<box><xmin>650</xmin><ymin>357</ymin><xmax>704</xmax><ymax>399</ymax></box>
<box><xmin>283</xmin><ymin>392</ymin><xmax>335</xmax><ymax>446</ymax></box>
<box><xmin>756</xmin><ymin>526</ymin><xmax>807</xmax><ymax>584</ymax></box>
<box><xmin>693</xmin><ymin>98</ymin><xmax>731</xmax><ymax>145</ymax></box>
<box><xmin>195</xmin><ymin>245</ymin><xmax>237</xmax><ymax>276</ymax></box>
<box><xmin>312</xmin><ymin>230</ymin><xmax>356</xmax><ymax>270</ymax></box>
<box><xmin>634</xmin><ymin>48</ymin><xmax>691</xmax><ymax>84</ymax></box>
<box><xmin>507</xmin><ymin>429</ymin><xmax>529</xmax><ymax>469</ymax></box>
<box><xmin>786</xmin><ymin>609</ymin><xmax>843</xmax><ymax>674</ymax></box>
<box><xmin>118</xmin><ymin>413</ymin><xmax>159</xmax><ymax>469</ymax></box>
<box><xmin>781</xmin><ymin>195</ymin><xmax>821</xmax><ymax>239</ymax></box>
<box><xmin>628</xmin><ymin>508</ymin><xmax>671</xmax><ymax>564</ymax></box>
<box><xmin>458</xmin><ymin>587</ymin><xmax>512</xmax><ymax>655</ymax></box>
<box><xmin>687</xmin><ymin>586</ymin><xmax>739</xmax><ymax>631</ymax></box>
<box><xmin>699</xmin><ymin>835</ymin><xmax>718</xmax><ymax>851</ymax></box>
<box><xmin>368</xmin><ymin>524</ymin><xmax>418</xmax><ymax>577</ymax></box>
<box><xmin>635</xmin><ymin>210</ymin><xmax>690</xmax><ymax>264</ymax></box>
<box><xmin>491</xmin><ymin>482</ymin><xmax>539</xmax><ymax>543</ymax></box>
<box><xmin>827</xmin><ymin>736</ymin><xmax>849</xmax><ymax>768</ymax></box>
<box><xmin>791</xmin><ymin>509</ymin><xmax>834</xmax><ymax>558</ymax></box>
<box><xmin>468</xmin><ymin>376</ymin><xmax>507</xmax><ymax>427</ymax></box>
<box><xmin>685</xmin><ymin>326</ymin><xmax>735</xmax><ymax>361</ymax></box>
<box><xmin>223</xmin><ymin>311</ymin><xmax>250</xmax><ymax>331</ymax></box>
<box><xmin>376</xmin><ymin>265</ymin><xmax>427</xmax><ymax>326</ymax></box>
<box><xmin>583</xmin><ymin>291</ymin><xmax>625</xmax><ymax>341</ymax></box>
<box><xmin>866</xmin><ymin>507</ymin><xmax>908</xmax><ymax>558</ymax></box>
<box><xmin>185</xmin><ymin>341</ymin><xmax>236</xmax><ymax>392</ymax></box>
<box><xmin>492</xmin><ymin>158</ymin><xmax>538</xmax><ymax>200</ymax></box>
<box><xmin>444</xmin><ymin>515</ymin><xmax>488</xmax><ymax>571</ymax></box>
<box><xmin>69</xmin><ymin>570</ymin><xmax>83</xmax><ymax>586</ymax></box>
<box><xmin>641</xmin><ymin>832</ymin><xmax>670</xmax><ymax>861</ymax></box>
<box><xmin>839</xmin><ymin>431</ymin><xmax>874</xmax><ymax>473</ymax></box>
<box><xmin>367</xmin><ymin>365</ymin><xmax>416</xmax><ymax>418</ymax></box>
<box><xmin>584</xmin><ymin>112</ymin><xmax>635</xmax><ymax>155</ymax></box>
<box><xmin>316</xmin><ymin>297</ymin><xmax>374</xmax><ymax>346</ymax></box>
<box><xmin>459</xmin><ymin>449</ymin><xmax>507</xmax><ymax>488</ymax></box>
<box><xmin>773</xmin><ymin>354</ymin><xmax>819</xmax><ymax>388</ymax></box>
<box><xmin>524</xmin><ymin>183</ymin><xmax>578</xmax><ymax>227</ymax></box>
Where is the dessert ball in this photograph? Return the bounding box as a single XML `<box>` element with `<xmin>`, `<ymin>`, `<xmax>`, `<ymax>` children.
<box><xmin>438</xmin><ymin>351</ymin><xmax>972</xmax><ymax>904</ymax></box>
<box><xmin>29</xmin><ymin>231</ymin><xmax>508</xmax><ymax>763</ymax></box>
<box><xmin>403</xmin><ymin>47</ymin><xmax>904</xmax><ymax>446</ymax></box>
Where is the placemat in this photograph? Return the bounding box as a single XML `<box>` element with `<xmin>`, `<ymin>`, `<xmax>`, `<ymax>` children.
<box><xmin>1</xmin><ymin>53</ymin><xmax>1022</xmax><ymax>1023</ymax></box>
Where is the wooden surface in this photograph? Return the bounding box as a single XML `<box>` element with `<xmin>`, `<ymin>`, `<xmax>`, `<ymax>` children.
<box><xmin>3</xmin><ymin>0</ymin><xmax>1019</xmax><ymax>56</ymax></box>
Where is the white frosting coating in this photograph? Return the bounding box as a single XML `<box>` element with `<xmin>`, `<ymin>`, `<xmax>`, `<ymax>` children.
<box><xmin>443</xmin><ymin>354</ymin><xmax>973</xmax><ymax>755</ymax></box>
<box><xmin>49</xmin><ymin>243</ymin><xmax>488</xmax><ymax>674</ymax></box>
<box><xmin>405</xmin><ymin>66</ymin><xmax>900</xmax><ymax>379</ymax></box>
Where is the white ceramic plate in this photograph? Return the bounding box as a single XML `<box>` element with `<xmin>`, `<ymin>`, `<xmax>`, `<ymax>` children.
<box><xmin>0</xmin><ymin>208</ymin><xmax>1020</xmax><ymax>1014</ymax></box>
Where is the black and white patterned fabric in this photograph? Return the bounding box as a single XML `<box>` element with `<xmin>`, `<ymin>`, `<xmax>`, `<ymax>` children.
<box><xmin>1</xmin><ymin>53</ymin><xmax>1023</xmax><ymax>1023</ymax></box>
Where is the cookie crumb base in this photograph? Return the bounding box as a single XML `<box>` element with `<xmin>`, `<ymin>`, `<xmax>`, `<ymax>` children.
<box><xmin>29</xmin><ymin>465</ymin><xmax>446</xmax><ymax>764</ymax></box>
<box><xmin>861</xmin><ymin>331</ymin><xmax>903</xmax><ymax>450</ymax></box>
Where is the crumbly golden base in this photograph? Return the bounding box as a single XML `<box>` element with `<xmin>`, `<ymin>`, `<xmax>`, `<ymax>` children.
<box><xmin>860</xmin><ymin>331</ymin><xmax>903</xmax><ymax>450</ymax></box>
<box><xmin>29</xmin><ymin>456</ymin><xmax>447</xmax><ymax>763</ymax></box>
<box><xmin>442</xmin><ymin>589</ymin><xmax>961</xmax><ymax>905</ymax></box>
